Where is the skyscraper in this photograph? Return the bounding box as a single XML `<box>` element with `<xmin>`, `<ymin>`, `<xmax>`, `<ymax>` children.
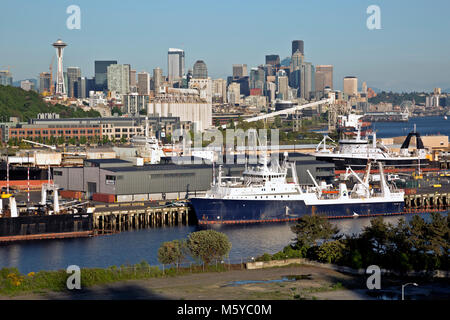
<box><xmin>193</xmin><ymin>60</ymin><xmax>208</xmax><ymax>79</ymax></box>
<box><xmin>52</xmin><ymin>39</ymin><xmax>67</xmax><ymax>96</ymax></box>
<box><xmin>292</xmin><ymin>40</ymin><xmax>304</xmax><ymax>55</ymax></box>
<box><xmin>343</xmin><ymin>76</ymin><xmax>358</xmax><ymax>96</ymax></box>
<box><xmin>250</xmin><ymin>66</ymin><xmax>265</xmax><ymax>91</ymax></box>
<box><xmin>315</xmin><ymin>65</ymin><xmax>333</xmax><ymax>91</ymax></box>
<box><xmin>168</xmin><ymin>48</ymin><xmax>185</xmax><ymax>82</ymax></box>
<box><xmin>137</xmin><ymin>71</ymin><xmax>150</xmax><ymax>95</ymax></box>
<box><xmin>130</xmin><ymin>70</ymin><xmax>137</xmax><ymax>87</ymax></box>
<box><xmin>39</xmin><ymin>72</ymin><xmax>51</xmax><ymax>94</ymax></box>
<box><xmin>265</xmin><ymin>55</ymin><xmax>280</xmax><ymax>68</ymax></box>
<box><xmin>276</xmin><ymin>70</ymin><xmax>289</xmax><ymax>100</ymax></box>
<box><xmin>232</xmin><ymin>64</ymin><xmax>247</xmax><ymax>78</ymax></box>
<box><xmin>291</xmin><ymin>50</ymin><xmax>304</xmax><ymax>71</ymax></box>
<box><xmin>300</xmin><ymin>62</ymin><xmax>314</xmax><ymax>100</ymax></box>
<box><xmin>152</xmin><ymin>67</ymin><xmax>163</xmax><ymax>91</ymax></box>
<box><xmin>95</xmin><ymin>60</ymin><xmax>117</xmax><ymax>91</ymax></box>
<box><xmin>107</xmin><ymin>64</ymin><xmax>130</xmax><ymax>94</ymax></box>
<box><xmin>67</xmin><ymin>67</ymin><xmax>81</xmax><ymax>98</ymax></box>
<box><xmin>0</xmin><ymin>70</ymin><xmax>13</xmax><ymax>86</ymax></box>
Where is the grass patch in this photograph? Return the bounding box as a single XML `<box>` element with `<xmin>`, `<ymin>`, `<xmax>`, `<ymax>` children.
<box><xmin>0</xmin><ymin>261</ymin><xmax>232</xmax><ymax>297</ymax></box>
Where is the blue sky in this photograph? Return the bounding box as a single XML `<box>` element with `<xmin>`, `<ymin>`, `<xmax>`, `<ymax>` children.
<box><xmin>1</xmin><ymin>0</ymin><xmax>449</xmax><ymax>91</ymax></box>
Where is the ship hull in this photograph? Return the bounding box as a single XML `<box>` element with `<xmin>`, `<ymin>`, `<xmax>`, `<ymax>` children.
<box><xmin>190</xmin><ymin>198</ymin><xmax>405</xmax><ymax>224</ymax></box>
<box><xmin>314</xmin><ymin>155</ymin><xmax>428</xmax><ymax>171</ymax></box>
<box><xmin>0</xmin><ymin>213</ymin><xmax>93</xmax><ymax>242</ymax></box>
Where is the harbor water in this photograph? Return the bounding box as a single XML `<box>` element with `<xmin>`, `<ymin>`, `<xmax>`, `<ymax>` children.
<box><xmin>371</xmin><ymin>116</ymin><xmax>450</xmax><ymax>138</ymax></box>
<box><xmin>0</xmin><ymin>212</ymin><xmax>444</xmax><ymax>274</ymax></box>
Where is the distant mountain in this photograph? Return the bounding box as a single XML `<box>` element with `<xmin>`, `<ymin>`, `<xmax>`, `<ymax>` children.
<box><xmin>443</xmin><ymin>88</ymin><xmax>450</xmax><ymax>94</ymax></box>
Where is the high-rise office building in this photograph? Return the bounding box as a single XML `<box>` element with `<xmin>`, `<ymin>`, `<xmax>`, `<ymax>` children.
<box><xmin>107</xmin><ymin>64</ymin><xmax>130</xmax><ymax>94</ymax></box>
<box><xmin>193</xmin><ymin>60</ymin><xmax>208</xmax><ymax>79</ymax></box>
<box><xmin>227</xmin><ymin>82</ymin><xmax>241</xmax><ymax>105</ymax></box>
<box><xmin>152</xmin><ymin>67</ymin><xmax>163</xmax><ymax>91</ymax></box>
<box><xmin>276</xmin><ymin>70</ymin><xmax>289</xmax><ymax>100</ymax></box>
<box><xmin>168</xmin><ymin>48</ymin><xmax>185</xmax><ymax>82</ymax></box>
<box><xmin>343</xmin><ymin>76</ymin><xmax>358</xmax><ymax>96</ymax></box>
<box><xmin>250</xmin><ymin>66</ymin><xmax>265</xmax><ymax>91</ymax></box>
<box><xmin>137</xmin><ymin>72</ymin><xmax>150</xmax><ymax>95</ymax></box>
<box><xmin>212</xmin><ymin>78</ymin><xmax>227</xmax><ymax>103</ymax></box>
<box><xmin>95</xmin><ymin>60</ymin><xmax>117</xmax><ymax>91</ymax></box>
<box><xmin>265</xmin><ymin>55</ymin><xmax>280</xmax><ymax>68</ymax></box>
<box><xmin>130</xmin><ymin>70</ymin><xmax>137</xmax><ymax>87</ymax></box>
<box><xmin>39</xmin><ymin>72</ymin><xmax>51</xmax><ymax>94</ymax></box>
<box><xmin>292</xmin><ymin>40</ymin><xmax>304</xmax><ymax>55</ymax></box>
<box><xmin>0</xmin><ymin>70</ymin><xmax>13</xmax><ymax>86</ymax></box>
<box><xmin>67</xmin><ymin>67</ymin><xmax>81</xmax><ymax>98</ymax></box>
<box><xmin>300</xmin><ymin>62</ymin><xmax>314</xmax><ymax>100</ymax></box>
<box><xmin>232</xmin><ymin>64</ymin><xmax>247</xmax><ymax>78</ymax></box>
<box><xmin>315</xmin><ymin>65</ymin><xmax>333</xmax><ymax>91</ymax></box>
<box><xmin>291</xmin><ymin>50</ymin><xmax>304</xmax><ymax>71</ymax></box>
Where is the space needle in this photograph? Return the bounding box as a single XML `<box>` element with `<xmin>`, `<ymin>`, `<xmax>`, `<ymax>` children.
<box><xmin>52</xmin><ymin>39</ymin><xmax>67</xmax><ymax>96</ymax></box>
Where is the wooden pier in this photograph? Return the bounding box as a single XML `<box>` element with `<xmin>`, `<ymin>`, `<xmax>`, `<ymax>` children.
<box><xmin>92</xmin><ymin>202</ymin><xmax>190</xmax><ymax>234</ymax></box>
<box><xmin>404</xmin><ymin>191</ymin><xmax>449</xmax><ymax>211</ymax></box>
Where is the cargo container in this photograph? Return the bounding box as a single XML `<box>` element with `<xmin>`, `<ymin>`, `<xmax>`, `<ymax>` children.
<box><xmin>60</xmin><ymin>190</ymin><xmax>84</xmax><ymax>199</ymax></box>
<box><xmin>92</xmin><ymin>193</ymin><xmax>115</xmax><ymax>203</ymax></box>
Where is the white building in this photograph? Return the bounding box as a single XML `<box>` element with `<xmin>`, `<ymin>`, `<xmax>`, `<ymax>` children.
<box><xmin>168</xmin><ymin>48</ymin><xmax>185</xmax><ymax>83</ymax></box>
<box><xmin>123</xmin><ymin>93</ymin><xmax>150</xmax><ymax>115</ymax></box>
<box><xmin>107</xmin><ymin>64</ymin><xmax>130</xmax><ymax>94</ymax></box>
<box><xmin>227</xmin><ymin>82</ymin><xmax>240</xmax><ymax>105</ymax></box>
<box><xmin>213</xmin><ymin>78</ymin><xmax>227</xmax><ymax>103</ymax></box>
<box><xmin>148</xmin><ymin>88</ymin><xmax>212</xmax><ymax>132</ymax></box>
<box><xmin>89</xmin><ymin>91</ymin><xmax>107</xmax><ymax>107</ymax></box>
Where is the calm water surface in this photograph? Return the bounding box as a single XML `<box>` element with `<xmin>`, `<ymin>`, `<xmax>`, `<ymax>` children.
<box><xmin>0</xmin><ymin>213</ymin><xmax>443</xmax><ymax>273</ymax></box>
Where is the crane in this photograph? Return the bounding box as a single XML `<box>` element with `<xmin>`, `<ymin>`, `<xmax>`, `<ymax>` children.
<box><xmin>22</xmin><ymin>139</ymin><xmax>57</xmax><ymax>150</ymax></box>
<box><xmin>49</xmin><ymin>56</ymin><xmax>55</xmax><ymax>95</ymax></box>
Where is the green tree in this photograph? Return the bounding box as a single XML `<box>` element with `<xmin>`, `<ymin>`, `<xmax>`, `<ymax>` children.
<box><xmin>291</xmin><ymin>215</ymin><xmax>339</xmax><ymax>250</ymax></box>
<box><xmin>187</xmin><ymin>230</ymin><xmax>232</xmax><ymax>266</ymax></box>
<box><xmin>317</xmin><ymin>240</ymin><xmax>345</xmax><ymax>264</ymax></box>
<box><xmin>157</xmin><ymin>240</ymin><xmax>186</xmax><ymax>268</ymax></box>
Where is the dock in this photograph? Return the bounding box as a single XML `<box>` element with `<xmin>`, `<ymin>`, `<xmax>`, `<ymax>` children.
<box><xmin>92</xmin><ymin>201</ymin><xmax>191</xmax><ymax>234</ymax></box>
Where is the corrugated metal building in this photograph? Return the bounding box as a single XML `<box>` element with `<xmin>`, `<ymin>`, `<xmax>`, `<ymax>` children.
<box><xmin>53</xmin><ymin>154</ymin><xmax>334</xmax><ymax>202</ymax></box>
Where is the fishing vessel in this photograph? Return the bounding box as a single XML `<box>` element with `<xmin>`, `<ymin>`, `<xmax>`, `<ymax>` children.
<box><xmin>189</xmin><ymin>154</ymin><xmax>405</xmax><ymax>224</ymax></box>
<box><xmin>312</xmin><ymin>123</ymin><xmax>429</xmax><ymax>170</ymax></box>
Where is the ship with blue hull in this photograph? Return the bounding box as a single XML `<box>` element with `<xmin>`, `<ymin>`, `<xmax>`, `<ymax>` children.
<box><xmin>189</xmin><ymin>155</ymin><xmax>405</xmax><ymax>225</ymax></box>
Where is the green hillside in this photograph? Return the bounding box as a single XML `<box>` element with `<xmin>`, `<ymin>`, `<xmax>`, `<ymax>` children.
<box><xmin>0</xmin><ymin>85</ymin><xmax>100</xmax><ymax>121</ymax></box>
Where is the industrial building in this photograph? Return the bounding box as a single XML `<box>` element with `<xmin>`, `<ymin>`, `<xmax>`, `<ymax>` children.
<box><xmin>53</xmin><ymin>153</ymin><xmax>335</xmax><ymax>202</ymax></box>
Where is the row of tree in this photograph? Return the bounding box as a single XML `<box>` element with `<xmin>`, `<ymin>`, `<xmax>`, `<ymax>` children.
<box><xmin>260</xmin><ymin>213</ymin><xmax>449</xmax><ymax>272</ymax></box>
<box><xmin>157</xmin><ymin>230</ymin><xmax>232</xmax><ymax>269</ymax></box>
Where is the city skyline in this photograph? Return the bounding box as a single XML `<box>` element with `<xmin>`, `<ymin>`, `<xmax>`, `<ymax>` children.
<box><xmin>1</xmin><ymin>0</ymin><xmax>450</xmax><ymax>91</ymax></box>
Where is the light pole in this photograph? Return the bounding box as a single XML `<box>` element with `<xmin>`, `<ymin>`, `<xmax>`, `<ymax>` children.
<box><xmin>401</xmin><ymin>282</ymin><xmax>418</xmax><ymax>300</ymax></box>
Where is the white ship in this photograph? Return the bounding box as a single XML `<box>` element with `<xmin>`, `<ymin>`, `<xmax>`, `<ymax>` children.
<box><xmin>189</xmin><ymin>152</ymin><xmax>405</xmax><ymax>224</ymax></box>
<box><xmin>312</xmin><ymin>123</ymin><xmax>428</xmax><ymax>170</ymax></box>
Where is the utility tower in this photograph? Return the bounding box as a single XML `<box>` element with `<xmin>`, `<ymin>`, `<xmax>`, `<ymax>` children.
<box><xmin>52</xmin><ymin>39</ymin><xmax>67</xmax><ymax>96</ymax></box>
